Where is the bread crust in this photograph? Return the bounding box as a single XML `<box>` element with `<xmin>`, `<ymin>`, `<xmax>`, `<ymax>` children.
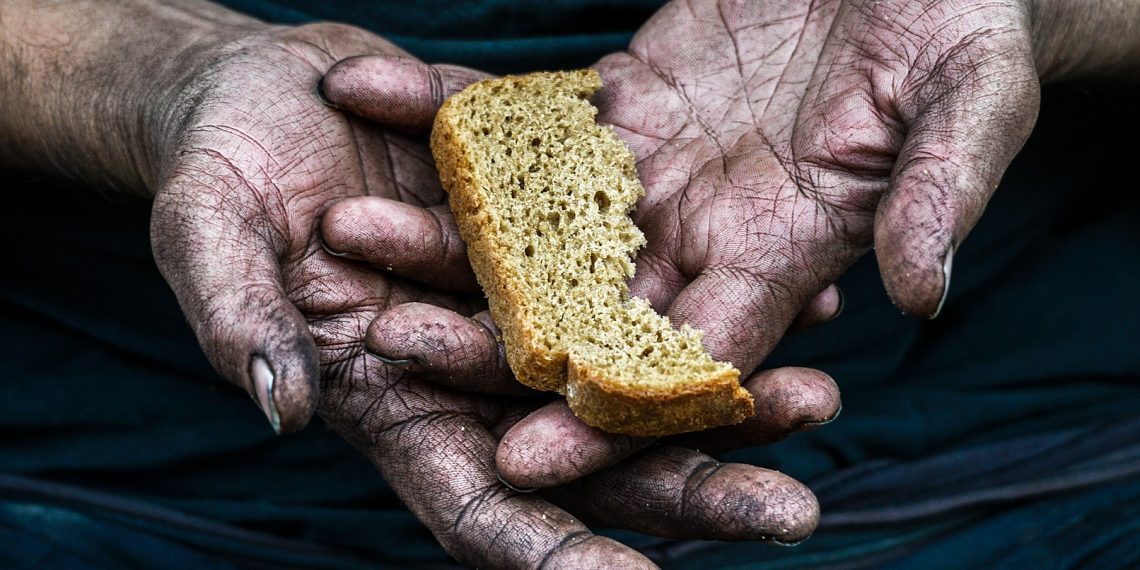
<box><xmin>567</xmin><ymin>357</ymin><xmax>753</xmax><ymax>436</ymax></box>
<box><xmin>432</xmin><ymin>85</ymin><xmax>568</xmax><ymax>393</ymax></box>
<box><xmin>430</xmin><ymin>70</ymin><xmax>754</xmax><ymax>435</ymax></box>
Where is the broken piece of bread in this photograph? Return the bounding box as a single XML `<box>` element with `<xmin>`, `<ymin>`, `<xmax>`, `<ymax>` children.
<box><xmin>430</xmin><ymin>70</ymin><xmax>753</xmax><ymax>436</ymax></box>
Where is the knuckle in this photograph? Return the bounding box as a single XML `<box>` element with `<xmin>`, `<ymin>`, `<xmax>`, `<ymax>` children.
<box><xmin>438</xmin><ymin>483</ymin><xmax>530</xmax><ymax>566</ymax></box>
<box><xmin>678</xmin><ymin>459</ymin><xmax>723</xmax><ymax>519</ymax></box>
<box><xmin>425</xmin><ymin>63</ymin><xmax>447</xmax><ymax>108</ymax></box>
<box><xmin>195</xmin><ymin>281</ymin><xmax>290</xmax><ymax>355</ymax></box>
<box><xmin>427</xmin><ymin>206</ymin><xmax>457</xmax><ymax>259</ymax></box>
<box><xmin>537</xmin><ymin>531</ymin><xmax>598</xmax><ymax>570</ymax></box>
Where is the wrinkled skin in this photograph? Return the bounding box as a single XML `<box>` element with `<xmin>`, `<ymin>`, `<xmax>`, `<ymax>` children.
<box><xmin>151</xmin><ymin>25</ymin><xmax>473</xmax><ymax>433</ymax></box>
<box><xmin>604</xmin><ymin>0</ymin><xmax>1038</xmax><ymax>342</ymax></box>
<box><xmin>511</xmin><ymin>0</ymin><xmax>1041</xmax><ymax>480</ymax></box>
<box><xmin>545</xmin><ymin>0</ymin><xmax>1039</xmax><ymax>478</ymax></box>
<box><xmin>321</xmin><ymin>0</ymin><xmax>1039</xmax><ymax>490</ymax></box>
<box><xmin>151</xmin><ymin>22</ymin><xmax>832</xmax><ymax>568</ymax></box>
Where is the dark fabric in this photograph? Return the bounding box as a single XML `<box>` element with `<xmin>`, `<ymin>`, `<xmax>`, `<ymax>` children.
<box><xmin>217</xmin><ymin>0</ymin><xmax>664</xmax><ymax>74</ymax></box>
<box><xmin>2</xmin><ymin>0</ymin><xmax>1139</xmax><ymax>567</ymax></box>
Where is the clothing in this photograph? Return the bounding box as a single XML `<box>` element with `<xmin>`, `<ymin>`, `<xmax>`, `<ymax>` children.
<box><xmin>2</xmin><ymin>1</ymin><xmax>1138</xmax><ymax>567</ymax></box>
<box><xmin>221</xmin><ymin>0</ymin><xmax>662</xmax><ymax>74</ymax></box>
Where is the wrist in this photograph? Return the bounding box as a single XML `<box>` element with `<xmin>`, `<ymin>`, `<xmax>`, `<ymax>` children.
<box><xmin>0</xmin><ymin>1</ymin><xmax>270</xmax><ymax>195</ymax></box>
<box><xmin>1029</xmin><ymin>0</ymin><xmax>1140</xmax><ymax>82</ymax></box>
<box><xmin>137</xmin><ymin>23</ymin><xmax>280</xmax><ymax>194</ymax></box>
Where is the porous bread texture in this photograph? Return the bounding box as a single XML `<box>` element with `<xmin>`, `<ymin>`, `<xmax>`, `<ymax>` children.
<box><xmin>430</xmin><ymin>70</ymin><xmax>753</xmax><ymax>436</ymax></box>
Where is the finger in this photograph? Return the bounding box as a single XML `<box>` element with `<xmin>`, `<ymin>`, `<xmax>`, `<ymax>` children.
<box><xmin>546</xmin><ymin>446</ymin><xmax>819</xmax><ymax>545</ymax></box>
<box><xmin>365</xmin><ymin>303</ymin><xmax>528</xmax><ymax>395</ymax></box>
<box><xmin>497</xmin><ymin>367</ymin><xmax>839</xmax><ymax>489</ymax></box>
<box><xmin>321</xmin><ymin>196</ymin><xmax>479</xmax><ymax>292</ymax></box>
<box><xmin>788</xmin><ymin>284</ymin><xmax>843</xmax><ymax>333</ymax></box>
<box><xmin>625</xmin><ymin>184</ymin><xmax>687</xmax><ymax>314</ymax></box>
<box><xmin>497</xmin><ymin>400</ymin><xmax>652</xmax><ymax>489</ymax></box>
<box><xmin>320</xmin><ymin>55</ymin><xmax>492</xmax><ymax>130</ymax></box>
<box><xmin>670</xmin><ymin>367</ymin><xmax>841</xmax><ymax>454</ymax></box>
<box><xmin>876</xmin><ymin>45</ymin><xmax>1040</xmax><ymax>318</ymax></box>
<box><xmin>325</xmin><ymin>374</ymin><xmax>655</xmax><ymax>569</ymax></box>
<box><xmin>666</xmin><ymin>267</ymin><xmax>809</xmax><ymax>376</ymax></box>
<box><xmin>627</xmin><ymin>249</ymin><xmax>688</xmax><ymax>314</ymax></box>
<box><xmin>151</xmin><ymin>185</ymin><xmax>319</xmax><ymax>434</ymax></box>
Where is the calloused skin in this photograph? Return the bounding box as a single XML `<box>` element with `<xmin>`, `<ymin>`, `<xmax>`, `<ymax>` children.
<box><xmin>319</xmin><ymin>0</ymin><xmax>1140</xmax><ymax>493</ymax></box>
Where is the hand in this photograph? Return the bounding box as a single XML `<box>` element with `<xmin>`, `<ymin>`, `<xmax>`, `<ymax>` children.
<box><xmin>500</xmin><ymin>0</ymin><xmax>1038</xmax><ymax>480</ymax></box>
<box><xmin>529</xmin><ymin>0</ymin><xmax>1140</xmax><ymax>483</ymax></box>
<box><xmin>140</xmin><ymin>20</ymin><xmax>648</xmax><ymax>568</ymax></box>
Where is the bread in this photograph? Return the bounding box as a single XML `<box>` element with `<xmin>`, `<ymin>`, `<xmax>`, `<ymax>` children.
<box><xmin>430</xmin><ymin>70</ymin><xmax>753</xmax><ymax>436</ymax></box>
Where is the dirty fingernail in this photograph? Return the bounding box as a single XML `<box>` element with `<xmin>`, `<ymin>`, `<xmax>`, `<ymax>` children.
<box><xmin>798</xmin><ymin>402</ymin><xmax>843</xmax><ymax>430</ymax></box>
<box><xmin>830</xmin><ymin>287</ymin><xmax>844</xmax><ymax>321</ymax></box>
<box><xmin>497</xmin><ymin>472</ymin><xmax>537</xmax><ymax>494</ymax></box>
<box><xmin>930</xmin><ymin>245</ymin><xmax>955</xmax><ymax>319</ymax></box>
<box><xmin>365</xmin><ymin>349</ymin><xmax>415</xmax><ymax>366</ymax></box>
<box><xmin>762</xmin><ymin>534</ymin><xmax>812</xmax><ymax>547</ymax></box>
<box><xmin>318</xmin><ymin>236</ymin><xmax>363</xmax><ymax>261</ymax></box>
<box><xmin>250</xmin><ymin>355</ymin><xmax>281</xmax><ymax>434</ymax></box>
<box><xmin>315</xmin><ymin>76</ymin><xmax>341</xmax><ymax>109</ymax></box>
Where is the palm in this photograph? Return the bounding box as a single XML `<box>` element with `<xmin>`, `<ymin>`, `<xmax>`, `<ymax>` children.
<box><xmin>167</xmin><ymin>26</ymin><xmax>443</xmax><ymax>307</ymax></box>
<box><xmin>152</xmin><ymin>24</ymin><xmax>459</xmax><ymax>422</ymax></box>
<box><xmin>594</xmin><ymin>0</ymin><xmax>1038</xmax><ymax>375</ymax></box>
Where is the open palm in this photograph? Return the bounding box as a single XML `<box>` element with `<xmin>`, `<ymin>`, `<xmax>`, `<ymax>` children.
<box><xmin>596</xmin><ymin>0</ymin><xmax>1038</xmax><ymax>375</ymax></box>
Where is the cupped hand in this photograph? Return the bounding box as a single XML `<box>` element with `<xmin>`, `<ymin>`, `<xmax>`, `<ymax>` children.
<box><xmin>512</xmin><ymin>0</ymin><xmax>1036</xmax><ymax>484</ymax></box>
<box><xmin>522</xmin><ymin>0</ymin><xmax>1039</xmax><ymax>481</ymax></box>
<box><xmin>148</xmin><ymin>23</ymin><xmax>476</xmax><ymax>431</ymax></box>
<box><xmin>596</xmin><ymin>0</ymin><xmax>1038</xmax><ymax>366</ymax></box>
<box><xmin>317</xmin><ymin>0</ymin><xmax>1039</xmax><ymax>498</ymax></box>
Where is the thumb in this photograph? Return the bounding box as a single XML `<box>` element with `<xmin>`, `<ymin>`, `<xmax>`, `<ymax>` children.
<box><xmin>151</xmin><ymin>182</ymin><xmax>319</xmax><ymax>434</ymax></box>
<box><xmin>876</xmin><ymin>47</ymin><xmax>1040</xmax><ymax>318</ymax></box>
<box><xmin>319</xmin><ymin>55</ymin><xmax>492</xmax><ymax>130</ymax></box>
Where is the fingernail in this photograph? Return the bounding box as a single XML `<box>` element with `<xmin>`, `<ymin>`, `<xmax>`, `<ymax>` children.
<box><xmin>930</xmin><ymin>245</ymin><xmax>955</xmax><ymax>319</ymax></box>
<box><xmin>318</xmin><ymin>236</ymin><xmax>363</xmax><ymax>261</ymax></box>
<box><xmin>761</xmin><ymin>534</ymin><xmax>811</xmax><ymax>547</ymax></box>
<box><xmin>250</xmin><ymin>355</ymin><xmax>281</xmax><ymax>434</ymax></box>
<box><xmin>799</xmin><ymin>402</ymin><xmax>843</xmax><ymax>429</ymax></box>
<box><xmin>315</xmin><ymin>76</ymin><xmax>341</xmax><ymax>109</ymax></box>
<box><xmin>365</xmin><ymin>349</ymin><xmax>415</xmax><ymax>366</ymax></box>
<box><xmin>830</xmin><ymin>287</ymin><xmax>844</xmax><ymax>321</ymax></box>
<box><xmin>496</xmin><ymin>472</ymin><xmax>537</xmax><ymax>494</ymax></box>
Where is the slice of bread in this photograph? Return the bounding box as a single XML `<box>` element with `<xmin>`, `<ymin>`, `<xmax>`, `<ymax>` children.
<box><xmin>430</xmin><ymin>70</ymin><xmax>753</xmax><ymax>436</ymax></box>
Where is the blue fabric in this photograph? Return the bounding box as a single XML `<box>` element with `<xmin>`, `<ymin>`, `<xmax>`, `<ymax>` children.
<box><xmin>217</xmin><ymin>0</ymin><xmax>663</xmax><ymax>74</ymax></box>
<box><xmin>2</xmin><ymin>0</ymin><xmax>1139</xmax><ymax>567</ymax></box>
